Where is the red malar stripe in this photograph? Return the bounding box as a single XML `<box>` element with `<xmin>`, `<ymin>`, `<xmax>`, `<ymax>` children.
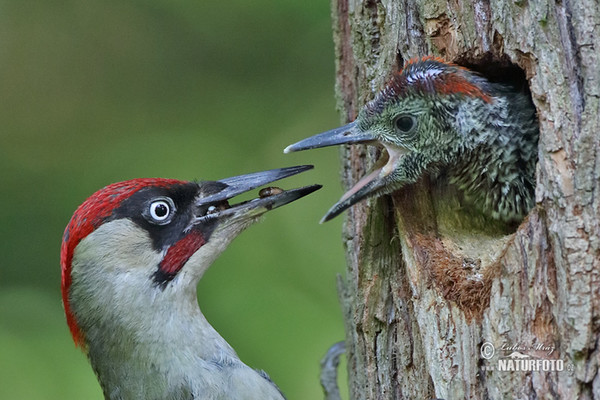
<box><xmin>159</xmin><ymin>230</ymin><xmax>206</xmax><ymax>276</ymax></box>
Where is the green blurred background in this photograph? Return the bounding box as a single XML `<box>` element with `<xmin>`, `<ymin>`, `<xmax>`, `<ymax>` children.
<box><xmin>0</xmin><ymin>0</ymin><xmax>348</xmax><ymax>398</ymax></box>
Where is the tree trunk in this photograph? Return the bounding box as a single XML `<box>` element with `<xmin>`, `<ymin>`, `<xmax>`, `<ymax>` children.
<box><xmin>331</xmin><ymin>0</ymin><xmax>599</xmax><ymax>398</ymax></box>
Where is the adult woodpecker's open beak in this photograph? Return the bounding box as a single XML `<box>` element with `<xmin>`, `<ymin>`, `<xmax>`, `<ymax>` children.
<box><xmin>194</xmin><ymin>165</ymin><xmax>321</xmax><ymax>224</ymax></box>
<box><xmin>285</xmin><ymin>123</ymin><xmax>402</xmax><ymax>223</ymax></box>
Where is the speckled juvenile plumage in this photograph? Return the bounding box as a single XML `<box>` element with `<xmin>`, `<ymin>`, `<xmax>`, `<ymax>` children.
<box><xmin>285</xmin><ymin>57</ymin><xmax>539</xmax><ymax>222</ymax></box>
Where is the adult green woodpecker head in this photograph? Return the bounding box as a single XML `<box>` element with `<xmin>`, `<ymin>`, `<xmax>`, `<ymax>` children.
<box><xmin>61</xmin><ymin>166</ymin><xmax>320</xmax><ymax>399</ymax></box>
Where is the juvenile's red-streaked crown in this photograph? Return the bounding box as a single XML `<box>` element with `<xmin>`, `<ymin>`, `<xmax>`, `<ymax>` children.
<box><xmin>367</xmin><ymin>57</ymin><xmax>492</xmax><ymax>115</ymax></box>
<box><xmin>60</xmin><ymin>178</ymin><xmax>182</xmax><ymax>347</ymax></box>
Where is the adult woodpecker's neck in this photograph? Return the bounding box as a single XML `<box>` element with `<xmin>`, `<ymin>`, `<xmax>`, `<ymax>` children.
<box><xmin>68</xmin><ymin>219</ymin><xmax>283</xmax><ymax>400</ymax></box>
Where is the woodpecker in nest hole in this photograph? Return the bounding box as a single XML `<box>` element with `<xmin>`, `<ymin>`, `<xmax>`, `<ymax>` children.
<box><xmin>61</xmin><ymin>165</ymin><xmax>320</xmax><ymax>399</ymax></box>
<box><xmin>285</xmin><ymin>57</ymin><xmax>539</xmax><ymax>223</ymax></box>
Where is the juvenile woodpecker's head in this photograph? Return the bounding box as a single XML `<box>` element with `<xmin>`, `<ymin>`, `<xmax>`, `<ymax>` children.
<box><xmin>286</xmin><ymin>57</ymin><xmax>538</xmax><ymax>222</ymax></box>
<box><xmin>60</xmin><ymin>166</ymin><xmax>318</xmax><ymax>399</ymax></box>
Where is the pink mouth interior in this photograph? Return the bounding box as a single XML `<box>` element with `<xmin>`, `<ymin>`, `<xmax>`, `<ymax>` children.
<box><xmin>340</xmin><ymin>145</ymin><xmax>405</xmax><ymax>202</ymax></box>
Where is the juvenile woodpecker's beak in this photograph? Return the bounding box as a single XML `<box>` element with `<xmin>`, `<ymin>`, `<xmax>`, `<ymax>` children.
<box><xmin>283</xmin><ymin>121</ymin><xmax>375</xmax><ymax>153</ymax></box>
<box><xmin>194</xmin><ymin>165</ymin><xmax>321</xmax><ymax>224</ymax></box>
<box><xmin>285</xmin><ymin>123</ymin><xmax>402</xmax><ymax>222</ymax></box>
<box><xmin>320</xmin><ymin>149</ymin><xmax>396</xmax><ymax>222</ymax></box>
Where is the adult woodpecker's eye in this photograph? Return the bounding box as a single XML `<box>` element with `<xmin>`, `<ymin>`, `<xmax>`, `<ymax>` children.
<box><xmin>151</xmin><ymin>202</ymin><xmax>170</xmax><ymax>220</ymax></box>
<box><xmin>393</xmin><ymin>115</ymin><xmax>417</xmax><ymax>134</ymax></box>
<box><xmin>147</xmin><ymin>197</ymin><xmax>175</xmax><ymax>224</ymax></box>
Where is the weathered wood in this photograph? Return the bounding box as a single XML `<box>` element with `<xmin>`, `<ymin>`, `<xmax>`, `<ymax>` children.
<box><xmin>331</xmin><ymin>0</ymin><xmax>599</xmax><ymax>398</ymax></box>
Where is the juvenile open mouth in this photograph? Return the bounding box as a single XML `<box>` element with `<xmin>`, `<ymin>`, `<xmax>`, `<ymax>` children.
<box><xmin>285</xmin><ymin>124</ymin><xmax>407</xmax><ymax>222</ymax></box>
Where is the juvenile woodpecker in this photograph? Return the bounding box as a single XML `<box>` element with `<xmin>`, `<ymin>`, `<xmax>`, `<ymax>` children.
<box><xmin>285</xmin><ymin>57</ymin><xmax>539</xmax><ymax>222</ymax></box>
<box><xmin>60</xmin><ymin>165</ymin><xmax>320</xmax><ymax>400</ymax></box>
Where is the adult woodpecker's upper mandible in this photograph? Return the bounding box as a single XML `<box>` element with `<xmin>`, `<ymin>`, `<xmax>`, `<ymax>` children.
<box><xmin>60</xmin><ymin>165</ymin><xmax>320</xmax><ymax>400</ymax></box>
<box><xmin>285</xmin><ymin>57</ymin><xmax>539</xmax><ymax>223</ymax></box>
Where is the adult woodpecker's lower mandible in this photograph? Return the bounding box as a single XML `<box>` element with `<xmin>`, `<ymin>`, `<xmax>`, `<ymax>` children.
<box><xmin>285</xmin><ymin>57</ymin><xmax>539</xmax><ymax>223</ymax></box>
<box><xmin>60</xmin><ymin>165</ymin><xmax>320</xmax><ymax>400</ymax></box>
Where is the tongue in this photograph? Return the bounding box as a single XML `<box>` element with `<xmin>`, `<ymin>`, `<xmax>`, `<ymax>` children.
<box><xmin>339</xmin><ymin>144</ymin><xmax>407</xmax><ymax>203</ymax></box>
<box><xmin>341</xmin><ymin>167</ymin><xmax>384</xmax><ymax>202</ymax></box>
<box><xmin>340</xmin><ymin>149</ymin><xmax>390</xmax><ymax>202</ymax></box>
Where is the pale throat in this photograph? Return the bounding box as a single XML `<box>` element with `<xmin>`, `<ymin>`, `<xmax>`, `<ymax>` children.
<box><xmin>69</xmin><ymin>220</ymin><xmax>238</xmax><ymax>364</ymax></box>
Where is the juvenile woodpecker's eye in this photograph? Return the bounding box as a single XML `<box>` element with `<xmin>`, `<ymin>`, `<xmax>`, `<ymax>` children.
<box><xmin>393</xmin><ymin>115</ymin><xmax>417</xmax><ymax>134</ymax></box>
<box><xmin>147</xmin><ymin>197</ymin><xmax>175</xmax><ymax>224</ymax></box>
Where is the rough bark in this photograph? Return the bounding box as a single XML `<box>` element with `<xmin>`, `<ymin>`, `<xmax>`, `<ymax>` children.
<box><xmin>331</xmin><ymin>0</ymin><xmax>599</xmax><ymax>398</ymax></box>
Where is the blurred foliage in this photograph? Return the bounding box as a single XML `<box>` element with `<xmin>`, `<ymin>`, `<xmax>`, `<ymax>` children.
<box><xmin>0</xmin><ymin>0</ymin><xmax>348</xmax><ymax>398</ymax></box>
